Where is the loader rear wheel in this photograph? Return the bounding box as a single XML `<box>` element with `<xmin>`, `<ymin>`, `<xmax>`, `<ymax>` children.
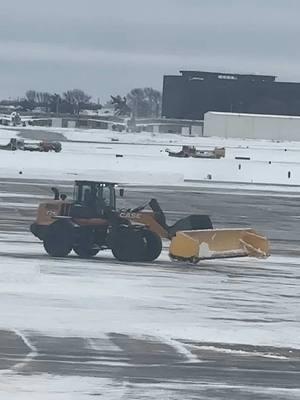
<box><xmin>111</xmin><ymin>228</ymin><xmax>145</xmax><ymax>262</ymax></box>
<box><xmin>73</xmin><ymin>246</ymin><xmax>99</xmax><ymax>258</ymax></box>
<box><xmin>142</xmin><ymin>230</ymin><xmax>162</xmax><ymax>262</ymax></box>
<box><xmin>43</xmin><ymin>221</ymin><xmax>73</xmax><ymax>257</ymax></box>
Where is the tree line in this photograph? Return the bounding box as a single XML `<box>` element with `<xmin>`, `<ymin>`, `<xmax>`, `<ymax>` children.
<box><xmin>0</xmin><ymin>87</ymin><xmax>162</xmax><ymax>118</ymax></box>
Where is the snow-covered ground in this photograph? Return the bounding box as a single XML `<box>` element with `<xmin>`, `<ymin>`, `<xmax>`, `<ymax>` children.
<box><xmin>0</xmin><ymin>233</ymin><xmax>299</xmax><ymax>398</ymax></box>
<box><xmin>1</xmin><ymin>126</ymin><xmax>300</xmax><ymax>186</ymax></box>
<box><xmin>0</xmin><ymin>176</ymin><xmax>299</xmax><ymax>398</ymax></box>
<box><xmin>0</xmin><ymin>236</ymin><xmax>299</xmax><ymax>348</ymax></box>
<box><xmin>1</xmin><ymin>374</ymin><xmax>299</xmax><ymax>400</ymax></box>
<box><xmin>0</xmin><ymin>127</ymin><xmax>300</xmax><ymax>398</ymax></box>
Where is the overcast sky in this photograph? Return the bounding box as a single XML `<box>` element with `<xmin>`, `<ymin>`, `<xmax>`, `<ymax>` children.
<box><xmin>0</xmin><ymin>0</ymin><xmax>299</xmax><ymax>102</ymax></box>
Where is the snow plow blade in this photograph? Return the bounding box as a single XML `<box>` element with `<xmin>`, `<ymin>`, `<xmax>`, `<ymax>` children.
<box><xmin>169</xmin><ymin>228</ymin><xmax>270</xmax><ymax>263</ymax></box>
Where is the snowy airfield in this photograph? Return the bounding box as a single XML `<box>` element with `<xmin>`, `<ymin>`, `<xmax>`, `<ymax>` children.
<box><xmin>2</xmin><ymin>125</ymin><xmax>300</xmax><ymax>186</ymax></box>
<box><xmin>0</xmin><ymin>127</ymin><xmax>299</xmax><ymax>398</ymax></box>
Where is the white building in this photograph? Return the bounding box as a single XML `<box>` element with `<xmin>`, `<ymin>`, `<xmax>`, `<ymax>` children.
<box><xmin>204</xmin><ymin>111</ymin><xmax>300</xmax><ymax>141</ymax></box>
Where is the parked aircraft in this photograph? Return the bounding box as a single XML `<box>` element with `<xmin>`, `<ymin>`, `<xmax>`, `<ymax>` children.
<box><xmin>0</xmin><ymin>111</ymin><xmax>34</xmax><ymax>126</ymax></box>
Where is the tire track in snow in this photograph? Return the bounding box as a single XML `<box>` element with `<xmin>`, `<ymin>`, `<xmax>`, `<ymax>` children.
<box><xmin>11</xmin><ymin>330</ymin><xmax>38</xmax><ymax>372</ymax></box>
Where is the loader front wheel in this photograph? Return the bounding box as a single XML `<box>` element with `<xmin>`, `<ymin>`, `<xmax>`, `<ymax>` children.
<box><xmin>111</xmin><ymin>228</ymin><xmax>145</xmax><ymax>262</ymax></box>
<box><xmin>43</xmin><ymin>222</ymin><xmax>73</xmax><ymax>257</ymax></box>
<box><xmin>142</xmin><ymin>230</ymin><xmax>162</xmax><ymax>261</ymax></box>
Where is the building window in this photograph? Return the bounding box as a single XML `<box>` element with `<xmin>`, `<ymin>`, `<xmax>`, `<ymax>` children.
<box><xmin>218</xmin><ymin>75</ymin><xmax>238</xmax><ymax>80</ymax></box>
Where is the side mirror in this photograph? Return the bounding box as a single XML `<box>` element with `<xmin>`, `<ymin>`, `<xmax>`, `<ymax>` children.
<box><xmin>119</xmin><ymin>188</ymin><xmax>125</xmax><ymax>197</ymax></box>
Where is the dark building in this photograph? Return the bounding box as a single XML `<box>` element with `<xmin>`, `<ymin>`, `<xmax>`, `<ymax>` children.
<box><xmin>162</xmin><ymin>70</ymin><xmax>300</xmax><ymax>120</ymax></box>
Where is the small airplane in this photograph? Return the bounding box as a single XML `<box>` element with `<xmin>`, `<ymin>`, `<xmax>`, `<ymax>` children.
<box><xmin>0</xmin><ymin>111</ymin><xmax>35</xmax><ymax>126</ymax></box>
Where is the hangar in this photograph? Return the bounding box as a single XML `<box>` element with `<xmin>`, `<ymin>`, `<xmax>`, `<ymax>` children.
<box><xmin>162</xmin><ymin>70</ymin><xmax>300</xmax><ymax>120</ymax></box>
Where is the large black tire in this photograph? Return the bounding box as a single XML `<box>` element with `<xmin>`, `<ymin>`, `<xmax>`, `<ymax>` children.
<box><xmin>141</xmin><ymin>230</ymin><xmax>162</xmax><ymax>262</ymax></box>
<box><xmin>111</xmin><ymin>228</ymin><xmax>146</xmax><ymax>262</ymax></box>
<box><xmin>43</xmin><ymin>221</ymin><xmax>74</xmax><ymax>257</ymax></box>
<box><xmin>73</xmin><ymin>246</ymin><xmax>99</xmax><ymax>258</ymax></box>
<box><xmin>73</xmin><ymin>226</ymin><xmax>102</xmax><ymax>258</ymax></box>
<box><xmin>54</xmin><ymin>144</ymin><xmax>62</xmax><ymax>153</ymax></box>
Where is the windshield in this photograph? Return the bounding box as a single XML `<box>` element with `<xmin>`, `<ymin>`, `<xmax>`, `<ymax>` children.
<box><xmin>96</xmin><ymin>185</ymin><xmax>112</xmax><ymax>208</ymax></box>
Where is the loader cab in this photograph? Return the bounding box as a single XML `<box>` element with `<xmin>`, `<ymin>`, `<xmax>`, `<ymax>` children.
<box><xmin>73</xmin><ymin>181</ymin><xmax>117</xmax><ymax>217</ymax></box>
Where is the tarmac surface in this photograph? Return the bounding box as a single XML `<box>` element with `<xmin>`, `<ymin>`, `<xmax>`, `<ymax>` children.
<box><xmin>0</xmin><ymin>177</ymin><xmax>299</xmax><ymax>398</ymax></box>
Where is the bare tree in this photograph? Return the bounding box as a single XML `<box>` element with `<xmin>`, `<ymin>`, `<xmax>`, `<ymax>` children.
<box><xmin>111</xmin><ymin>95</ymin><xmax>131</xmax><ymax>116</ymax></box>
<box><xmin>63</xmin><ymin>89</ymin><xmax>92</xmax><ymax>114</ymax></box>
<box><xmin>22</xmin><ymin>88</ymin><xmax>95</xmax><ymax>114</ymax></box>
<box><xmin>126</xmin><ymin>88</ymin><xmax>162</xmax><ymax>118</ymax></box>
<box><xmin>25</xmin><ymin>90</ymin><xmax>37</xmax><ymax>103</ymax></box>
<box><xmin>144</xmin><ymin>87</ymin><xmax>161</xmax><ymax>117</ymax></box>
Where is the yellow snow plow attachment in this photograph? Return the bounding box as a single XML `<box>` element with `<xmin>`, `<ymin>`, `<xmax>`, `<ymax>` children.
<box><xmin>169</xmin><ymin>228</ymin><xmax>270</xmax><ymax>263</ymax></box>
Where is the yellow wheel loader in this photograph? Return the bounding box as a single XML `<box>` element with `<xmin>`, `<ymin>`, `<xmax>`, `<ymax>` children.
<box><xmin>30</xmin><ymin>180</ymin><xmax>270</xmax><ymax>263</ymax></box>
